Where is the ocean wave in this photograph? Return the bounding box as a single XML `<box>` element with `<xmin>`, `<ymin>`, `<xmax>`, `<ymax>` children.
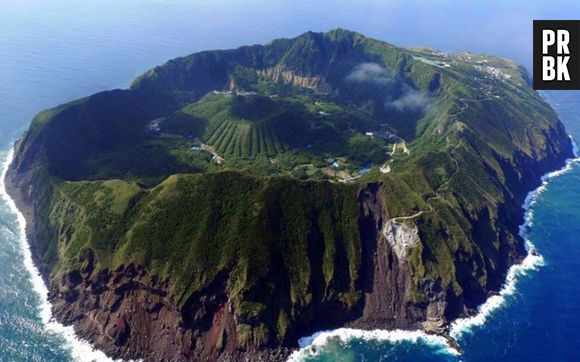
<box><xmin>287</xmin><ymin>328</ymin><xmax>455</xmax><ymax>361</ymax></box>
<box><xmin>288</xmin><ymin>139</ymin><xmax>580</xmax><ymax>361</ymax></box>
<box><xmin>0</xmin><ymin>148</ymin><xmax>118</xmax><ymax>362</ymax></box>
<box><xmin>449</xmin><ymin>240</ymin><xmax>544</xmax><ymax>338</ymax></box>
<box><xmin>451</xmin><ymin>140</ymin><xmax>580</xmax><ymax>338</ymax></box>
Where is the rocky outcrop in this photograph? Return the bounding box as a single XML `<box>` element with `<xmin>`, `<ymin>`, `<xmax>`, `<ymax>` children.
<box><xmin>52</xmin><ymin>262</ymin><xmax>190</xmax><ymax>361</ymax></box>
<box><xmin>351</xmin><ymin>183</ymin><xmax>421</xmax><ymax>329</ymax></box>
<box><xmin>49</xmin><ymin>256</ymin><xmax>292</xmax><ymax>362</ymax></box>
<box><xmin>258</xmin><ymin>65</ymin><xmax>328</xmax><ymax>90</ymax></box>
<box><xmin>383</xmin><ymin>220</ymin><xmax>420</xmax><ymax>260</ymax></box>
<box><xmin>350</xmin><ymin>183</ymin><xmax>451</xmax><ymax>337</ymax></box>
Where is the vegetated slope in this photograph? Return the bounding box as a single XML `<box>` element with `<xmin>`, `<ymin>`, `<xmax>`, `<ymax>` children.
<box><xmin>7</xmin><ymin>29</ymin><xmax>573</xmax><ymax>361</ymax></box>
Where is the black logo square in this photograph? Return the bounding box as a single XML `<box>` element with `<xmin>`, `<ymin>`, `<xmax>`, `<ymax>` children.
<box><xmin>533</xmin><ymin>20</ymin><xmax>580</xmax><ymax>90</ymax></box>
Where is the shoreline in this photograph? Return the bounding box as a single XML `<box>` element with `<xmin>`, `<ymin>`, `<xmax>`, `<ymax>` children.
<box><xmin>288</xmin><ymin>139</ymin><xmax>580</xmax><ymax>360</ymax></box>
<box><xmin>0</xmin><ymin>148</ymin><xmax>116</xmax><ymax>362</ymax></box>
<box><xmin>3</xmin><ymin>136</ymin><xmax>576</xmax><ymax>361</ymax></box>
<box><xmin>449</xmin><ymin>139</ymin><xmax>580</xmax><ymax>339</ymax></box>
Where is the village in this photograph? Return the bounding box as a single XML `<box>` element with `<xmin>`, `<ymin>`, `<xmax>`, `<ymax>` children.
<box><xmin>143</xmin><ymin>89</ymin><xmax>414</xmax><ymax>183</ymax></box>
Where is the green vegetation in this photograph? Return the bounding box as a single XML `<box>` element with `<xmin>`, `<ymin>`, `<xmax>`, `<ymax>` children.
<box><xmin>10</xmin><ymin>28</ymin><xmax>572</xmax><ymax>347</ymax></box>
<box><xmin>48</xmin><ymin>172</ymin><xmax>362</xmax><ymax>343</ymax></box>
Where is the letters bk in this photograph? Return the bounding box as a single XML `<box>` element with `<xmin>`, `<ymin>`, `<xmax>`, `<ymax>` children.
<box><xmin>534</xmin><ymin>20</ymin><xmax>580</xmax><ymax>90</ymax></box>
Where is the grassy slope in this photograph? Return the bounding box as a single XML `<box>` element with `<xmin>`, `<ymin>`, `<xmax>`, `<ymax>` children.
<box><xmin>49</xmin><ymin>172</ymin><xmax>362</xmax><ymax>344</ymax></box>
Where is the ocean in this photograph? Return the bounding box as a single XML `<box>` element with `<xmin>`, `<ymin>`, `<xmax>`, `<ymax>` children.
<box><xmin>1</xmin><ymin>1</ymin><xmax>580</xmax><ymax>361</ymax></box>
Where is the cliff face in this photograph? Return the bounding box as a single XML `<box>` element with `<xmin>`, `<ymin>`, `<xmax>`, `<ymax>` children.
<box><xmin>49</xmin><ymin>258</ymin><xmax>294</xmax><ymax>361</ymax></box>
<box><xmin>5</xmin><ymin>29</ymin><xmax>575</xmax><ymax>361</ymax></box>
<box><xmin>52</xmin><ymin>262</ymin><xmax>190</xmax><ymax>361</ymax></box>
<box><xmin>351</xmin><ymin>183</ymin><xmax>419</xmax><ymax>330</ymax></box>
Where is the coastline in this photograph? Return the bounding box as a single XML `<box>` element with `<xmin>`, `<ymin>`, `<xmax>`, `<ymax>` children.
<box><xmin>288</xmin><ymin>138</ymin><xmax>580</xmax><ymax>361</ymax></box>
<box><xmin>3</xmin><ymin>125</ymin><xmax>575</xmax><ymax>362</ymax></box>
<box><xmin>4</xmin><ymin>138</ymin><xmax>576</xmax><ymax>361</ymax></box>
<box><xmin>0</xmin><ymin>148</ymin><xmax>116</xmax><ymax>362</ymax></box>
<box><xmin>450</xmin><ymin>138</ymin><xmax>580</xmax><ymax>339</ymax></box>
<box><xmin>4</xmin><ymin>141</ymin><xmax>576</xmax><ymax>361</ymax></box>
<box><xmin>2</xmin><ymin>144</ymin><xmax>292</xmax><ymax>361</ymax></box>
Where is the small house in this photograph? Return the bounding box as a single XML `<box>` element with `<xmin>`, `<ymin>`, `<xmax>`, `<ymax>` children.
<box><xmin>359</xmin><ymin>167</ymin><xmax>370</xmax><ymax>175</ymax></box>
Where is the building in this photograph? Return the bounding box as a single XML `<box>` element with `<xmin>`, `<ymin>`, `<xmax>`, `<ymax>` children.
<box><xmin>359</xmin><ymin>167</ymin><xmax>370</xmax><ymax>175</ymax></box>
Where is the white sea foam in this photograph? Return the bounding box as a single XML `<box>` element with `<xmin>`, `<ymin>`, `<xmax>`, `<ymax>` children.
<box><xmin>0</xmin><ymin>148</ymin><xmax>118</xmax><ymax>362</ymax></box>
<box><xmin>449</xmin><ymin>240</ymin><xmax>544</xmax><ymax>338</ymax></box>
<box><xmin>451</xmin><ymin>137</ymin><xmax>580</xmax><ymax>338</ymax></box>
<box><xmin>287</xmin><ymin>328</ymin><xmax>455</xmax><ymax>361</ymax></box>
<box><xmin>288</xmin><ymin>137</ymin><xmax>580</xmax><ymax>361</ymax></box>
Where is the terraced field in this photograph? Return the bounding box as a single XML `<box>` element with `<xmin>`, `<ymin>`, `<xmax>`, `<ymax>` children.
<box><xmin>165</xmin><ymin>92</ymin><xmax>388</xmax><ymax>164</ymax></box>
<box><xmin>203</xmin><ymin>110</ymin><xmax>300</xmax><ymax>158</ymax></box>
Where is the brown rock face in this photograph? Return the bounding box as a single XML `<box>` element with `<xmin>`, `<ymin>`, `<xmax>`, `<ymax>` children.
<box><xmin>50</xmin><ymin>257</ymin><xmax>291</xmax><ymax>361</ymax></box>
<box><xmin>258</xmin><ymin>65</ymin><xmax>327</xmax><ymax>90</ymax></box>
<box><xmin>51</xmin><ymin>262</ymin><xmax>194</xmax><ymax>361</ymax></box>
<box><xmin>351</xmin><ymin>183</ymin><xmax>419</xmax><ymax>330</ymax></box>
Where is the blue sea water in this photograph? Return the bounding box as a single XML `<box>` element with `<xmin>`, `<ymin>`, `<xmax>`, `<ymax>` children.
<box><xmin>1</xmin><ymin>1</ymin><xmax>580</xmax><ymax>361</ymax></box>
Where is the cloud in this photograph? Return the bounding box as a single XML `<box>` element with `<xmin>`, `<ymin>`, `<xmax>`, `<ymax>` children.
<box><xmin>387</xmin><ymin>85</ymin><xmax>431</xmax><ymax>113</ymax></box>
<box><xmin>346</xmin><ymin>62</ymin><xmax>393</xmax><ymax>85</ymax></box>
<box><xmin>346</xmin><ymin>63</ymin><xmax>431</xmax><ymax>114</ymax></box>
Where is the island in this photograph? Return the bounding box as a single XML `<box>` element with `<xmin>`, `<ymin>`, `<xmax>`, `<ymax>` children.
<box><xmin>5</xmin><ymin>29</ymin><xmax>573</xmax><ymax>361</ymax></box>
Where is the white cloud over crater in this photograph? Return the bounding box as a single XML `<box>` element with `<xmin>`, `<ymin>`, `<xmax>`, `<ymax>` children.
<box><xmin>346</xmin><ymin>62</ymin><xmax>393</xmax><ymax>85</ymax></box>
<box><xmin>388</xmin><ymin>87</ymin><xmax>431</xmax><ymax>113</ymax></box>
